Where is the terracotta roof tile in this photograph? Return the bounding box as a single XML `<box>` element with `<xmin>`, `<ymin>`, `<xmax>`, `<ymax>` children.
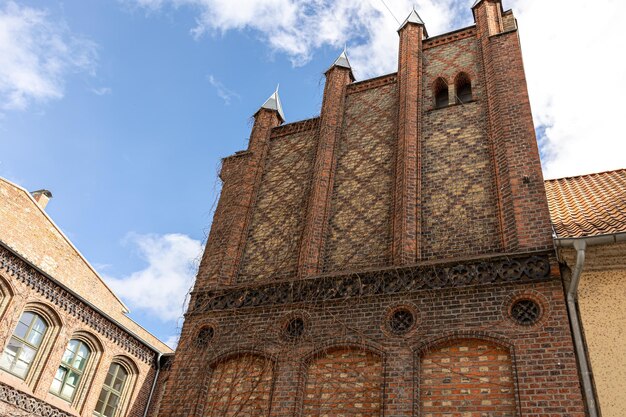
<box><xmin>545</xmin><ymin>169</ymin><xmax>626</xmax><ymax>238</ymax></box>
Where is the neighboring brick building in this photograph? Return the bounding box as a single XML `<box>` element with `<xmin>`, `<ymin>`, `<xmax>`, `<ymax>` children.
<box><xmin>160</xmin><ymin>1</ymin><xmax>588</xmax><ymax>416</ymax></box>
<box><xmin>0</xmin><ymin>178</ymin><xmax>173</xmax><ymax>417</ymax></box>
<box><xmin>546</xmin><ymin>169</ymin><xmax>626</xmax><ymax>417</ymax></box>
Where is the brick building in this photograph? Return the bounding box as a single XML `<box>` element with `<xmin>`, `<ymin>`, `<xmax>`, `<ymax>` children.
<box><xmin>0</xmin><ymin>178</ymin><xmax>173</xmax><ymax>417</ymax></box>
<box><xmin>159</xmin><ymin>1</ymin><xmax>588</xmax><ymax>416</ymax></box>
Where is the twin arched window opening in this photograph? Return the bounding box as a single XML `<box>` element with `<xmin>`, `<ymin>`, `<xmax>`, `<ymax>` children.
<box><xmin>433</xmin><ymin>72</ymin><xmax>473</xmax><ymax>109</ymax></box>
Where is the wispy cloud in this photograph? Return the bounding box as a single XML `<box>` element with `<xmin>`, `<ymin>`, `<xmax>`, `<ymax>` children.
<box><xmin>129</xmin><ymin>0</ymin><xmax>625</xmax><ymax>178</ymax></box>
<box><xmin>207</xmin><ymin>74</ymin><xmax>240</xmax><ymax>105</ymax></box>
<box><xmin>91</xmin><ymin>86</ymin><xmax>112</xmax><ymax>96</ymax></box>
<box><xmin>104</xmin><ymin>233</ymin><xmax>203</xmax><ymax>322</ymax></box>
<box><xmin>0</xmin><ymin>1</ymin><xmax>98</xmax><ymax>111</ymax></box>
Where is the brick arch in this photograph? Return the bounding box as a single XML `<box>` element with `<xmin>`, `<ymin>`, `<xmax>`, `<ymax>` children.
<box><xmin>300</xmin><ymin>345</ymin><xmax>384</xmax><ymax>417</ymax></box>
<box><xmin>416</xmin><ymin>335</ymin><xmax>518</xmax><ymax>417</ymax></box>
<box><xmin>201</xmin><ymin>351</ymin><xmax>275</xmax><ymax>417</ymax></box>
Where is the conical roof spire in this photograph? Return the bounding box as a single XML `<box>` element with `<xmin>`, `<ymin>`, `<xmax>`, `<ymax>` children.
<box><xmin>260</xmin><ymin>84</ymin><xmax>285</xmax><ymax>122</ymax></box>
<box><xmin>398</xmin><ymin>7</ymin><xmax>428</xmax><ymax>37</ymax></box>
<box><xmin>326</xmin><ymin>46</ymin><xmax>355</xmax><ymax>80</ymax></box>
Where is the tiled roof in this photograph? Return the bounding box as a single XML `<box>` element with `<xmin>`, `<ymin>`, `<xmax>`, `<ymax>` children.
<box><xmin>545</xmin><ymin>169</ymin><xmax>626</xmax><ymax>238</ymax></box>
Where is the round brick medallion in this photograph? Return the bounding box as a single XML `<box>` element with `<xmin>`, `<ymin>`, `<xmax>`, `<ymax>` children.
<box><xmin>193</xmin><ymin>326</ymin><xmax>215</xmax><ymax>348</ymax></box>
<box><xmin>510</xmin><ymin>299</ymin><xmax>541</xmax><ymax>326</ymax></box>
<box><xmin>389</xmin><ymin>308</ymin><xmax>415</xmax><ymax>335</ymax></box>
<box><xmin>284</xmin><ymin>317</ymin><xmax>305</xmax><ymax>340</ymax></box>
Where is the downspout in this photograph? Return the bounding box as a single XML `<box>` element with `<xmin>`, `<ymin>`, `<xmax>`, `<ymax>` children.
<box><xmin>143</xmin><ymin>352</ymin><xmax>163</xmax><ymax>417</ymax></box>
<box><xmin>565</xmin><ymin>239</ymin><xmax>598</xmax><ymax>417</ymax></box>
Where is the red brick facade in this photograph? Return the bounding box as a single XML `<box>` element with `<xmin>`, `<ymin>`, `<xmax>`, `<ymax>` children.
<box><xmin>160</xmin><ymin>1</ymin><xmax>586</xmax><ymax>416</ymax></box>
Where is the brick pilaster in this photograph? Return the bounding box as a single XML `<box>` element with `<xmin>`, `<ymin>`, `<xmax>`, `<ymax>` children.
<box><xmin>393</xmin><ymin>22</ymin><xmax>424</xmax><ymax>265</ymax></box>
<box><xmin>196</xmin><ymin>108</ymin><xmax>281</xmax><ymax>287</ymax></box>
<box><xmin>298</xmin><ymin>65</ymin><xmax>353</xmax><ymax>277</ymax></box>
<box><xmin>474</xmin><ymin>0</ymin><xmax>552</xmax><ymax>252</ymax></box>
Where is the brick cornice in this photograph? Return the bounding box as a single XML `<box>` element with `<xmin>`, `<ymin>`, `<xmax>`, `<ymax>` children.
<box><xmin>0</xmin><ymin>243</ymin><xmax>156</xmax><ymax>364</ymax></box>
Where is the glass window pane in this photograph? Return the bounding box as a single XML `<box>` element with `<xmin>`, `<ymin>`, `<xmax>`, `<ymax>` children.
<box><xmin>113</xmin><ymin>376</ymin><xmax>125</xmax><ymax>392</ymax></box>
<box><xmin>32</xmin><ymin>316</ymin><xmax>47</xmax><ymax>333</ymax></box>
<box><xmin>61</xmin><ymin>383</ymin><xmax>75</xmax><ymax>400</ymax></box>
<box><xmin>0</xmin><ymin>351</ymin><xmax>14</xmax><ymax>370</ymax></box>
<box><xmin>95</xmin><ymin>399</ymin><xmax>106</xmax><ymax>414</ymax></box>
<box><xmin>12</xmin><ymin>359</ymin><xmax>28</xmax><ymax>378</ymax></box>
<box><xmin>50</xmin><ymin>376</ymin><xmax>62</xmax><ymax>394</ymax></box>
<box><xmin>66</xmin><ymin>339</ymin><xmax>78</xmax><ymax>353</ymax></box>
<box><xmin>61</xmin><ymin>347</ymin><xmax>73</xmax><ymax>365</ymax></box>
<box><xmin>18</xmin><ymin>345</ymin><xmax>35</xmax><ymax>364</ymax></box>
<box><xmin>66</xmin><ymin>370</ymin><xmax>79</xmax><ymax>386</ymax></box>
<box><xmin>13</xmin><ymin>322</ymin><xmax>29</xmax><ymax>339</ymax></box>
<box><xmin>26</xmin><ymin>328</ymin><xmax>43</xmax><ymax>347</ymax></box>
<box><xmin>104</xmin><ymin>365</ymin><xmax>116</xmax><ymax>386</ymax></box>
<box><xmin>104</xmin><ymin>404</ymin><xmax>115</xmax><ymax>417</ymax></box>
<box><xmin>18</xmin><ymin>312</ymin><xmax>34</xmax><ymax>327</ymax></box>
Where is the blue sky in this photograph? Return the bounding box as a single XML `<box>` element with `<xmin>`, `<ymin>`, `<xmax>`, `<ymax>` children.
<box><xmin>1</xmin><ymin>0</ymin><xmax>624</xmax><ymax>347</ymax></box>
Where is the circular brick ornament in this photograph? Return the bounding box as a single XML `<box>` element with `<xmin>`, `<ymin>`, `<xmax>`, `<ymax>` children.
<box><xmin>389</xmin><ymin>308</ymin><xmax>415</xmax><ymax>335</ymax></box>
<box><xmin>284</xmin><ymin>317</ymin><xmax>305</xmax><ymax>340</ymax></box>
<box><xmin>510</xmin><ymin>299</ymin><xmax>541</xmax><ymax>326</ymax></box>
<box><xmin>193</xmin><ymin>326</ymin><xmax>215</xmax><ymax>348</ymax></box>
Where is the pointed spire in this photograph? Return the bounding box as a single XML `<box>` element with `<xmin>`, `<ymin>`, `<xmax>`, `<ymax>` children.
<box><xmin>326</xmin><ymin>46</ymin><xmax>355</xmax><ymax>81</ymax></box>
<box><xmin>260</xmin><ymin>84</ymin><xmax>285</xmax><ymax>122</ymax></box>
<box><xmin>398</xmin><ymin>7</ymin><xmax>428</xmax><ymax>37</ymax></box>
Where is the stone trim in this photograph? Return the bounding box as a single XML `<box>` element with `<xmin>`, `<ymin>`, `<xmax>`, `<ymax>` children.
<box><xmin>192</xmin><ymin>252</ymin><xmax>552</xmax><ymax>313</ymax></box>
<box><xmin>0</xmin><ymin>245</ymin><xmax>156</xmax><ymax>364</ymax></box>
<box><xmin>0</xmin><ymin>381</ymin><xmax>72</xmax><ymax>417</ymax></box>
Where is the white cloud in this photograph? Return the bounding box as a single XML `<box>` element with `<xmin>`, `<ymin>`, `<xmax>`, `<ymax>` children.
<box><xmin>508</xmin><ymin>0</ymin><xmax>626</xmax><ymax>178</ymax></box>
<box><xmin>165</xmin><ymin>334</ymin><xmax>180</xmax><ymax>349</ymax></box>
<box><xmin>91</xmin><ymin>86</ymin><xmax>112</xmax><ymax>96</ymax></box>
<box><xmin>207</xmin><ymin>74</ymin><xmax>239</xmax><ymax>105</ymax></box>
<box><xmin>0</xmin><ymin>1</ymin><xmax>97</xmax><ymax>110</ymax></box>
<box><xmin>104</xmin><ymin>233</ymin><xmax>203</xmax><ymax>322</ymax></box>
<box><xmin>130</xmin><ymin>0</ymin><xmax>625</xmax><ymax>178</ymax></box>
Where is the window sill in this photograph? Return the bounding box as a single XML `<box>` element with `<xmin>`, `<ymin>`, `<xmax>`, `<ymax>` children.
<box><xmin>428</xmin><ymin>99</ymin><xmax>478</xmax><ymax>112</ymax></box>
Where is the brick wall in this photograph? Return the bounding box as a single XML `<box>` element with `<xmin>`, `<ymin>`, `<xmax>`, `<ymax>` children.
<box><xmin>322</xmin><ymin>82</ymin><xmax>397</xmax><ymax>272</ymax></box>
<box><xmin>0</xmin><ymin>249</ymin><xmax>158</xmax><ymax>417</ymax></box>
<box><xmin>239</xmin><ymin>128</ymin><xmax>318</xmax><ymax>282</ymax></box>
<box><xmin>165</xmin><ymin>2</ymin><xmax>586</xmax><ymax>416</ymax></box>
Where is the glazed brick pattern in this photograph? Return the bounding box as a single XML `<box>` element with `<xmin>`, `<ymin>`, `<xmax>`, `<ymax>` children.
<box><xmin>161</xmin><ymin>278</ymin><xmax>585</xmax><ymax>417</ymax></box>
<box><xmin>203</xmin><ymin>355</ymin><xmax>273</xmax><ymax>417</ymax></box>
<box><xmin>239</xmin><ymin>130</ymin><xmax>317</xmax><ymax>282</ymax></box>
<box><xmin>322</xmin><ymin>83</ymin><xmax>397</xmax><ymax>272</ymax></box>
<box><xmin>303</xmin><ymin>348</ymin><xmax>383</xmax><ymax>416</ymax></box>
<box><xmin>420</xmin><ymin>339</ymin><xmax>516</xmax><ymax>417</ymax></box>
<box><xmin>421</xmin><ymin>101</ymin><xmax>501</xmax><ymax>259</ymax></box>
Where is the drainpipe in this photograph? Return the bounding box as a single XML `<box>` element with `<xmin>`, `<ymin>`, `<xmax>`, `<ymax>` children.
<box><xmin>555</xmin><ymin>231</ymin><xmax>626</xmax><ymax>416</ymax></box>
<box><xmin>564</xmin><ymin>239</ymin><xmax>598</xmax><ymax>417</ymax></box>
<box><xmin>143</xmin><ymin>352</ymin><xmax>163</xmax><ymax>417</ymax></box>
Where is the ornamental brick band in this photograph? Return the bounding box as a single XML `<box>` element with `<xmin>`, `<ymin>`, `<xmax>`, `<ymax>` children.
<box><xmin>191</xmin><ymin>252</ymin><xmax>552</xmax><ymax>313</ymax></box>
<box><xmin>0</xmin><ymin>244</ymin><xmax>156</xmax><ymax>364</ymax></box>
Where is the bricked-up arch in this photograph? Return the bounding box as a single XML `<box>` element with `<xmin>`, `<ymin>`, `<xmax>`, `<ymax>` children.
<box><xmin>203</xmin><ymin>353</ymin><xmax>274</xmax><ymax>417</ymax></box>
<box><xmin>302</xmin><ymin>347</ymin><xmax>384</xmax><ymax>416</ymax></box>
<box><xmin>418</xmin><ymin>338</ymin><xmax>517</xmax><ymax>416</ymax></box>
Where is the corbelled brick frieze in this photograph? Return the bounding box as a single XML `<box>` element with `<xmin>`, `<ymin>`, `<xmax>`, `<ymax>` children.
<box><xmin>191</xmin><ymin>252</ymin><xmax>552</xmax><ymax>313</ymax></box>
<box><xmin>0</xmin><ymin>381</ymin><xmax>72</xmax><ymax>417</ymax></box>
<box><xmin>0</xmin><ymin>243</ymin><xmax>156</xmax><ymax>364</ymax></box>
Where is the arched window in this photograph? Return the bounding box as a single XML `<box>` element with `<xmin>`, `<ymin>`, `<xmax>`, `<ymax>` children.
<box><xmin>94</xmin><ymin>362</ymin><xmax>129</xmax><ymax>417</ymax></box>
<box><xmin>434</xmin><ymin>77</ymin><xmax>449</xmax><ymax>109</ymax></box>
<box><xmin>0</xmin><ymin>311</ymin><xmax>48</xmax><ymax>379</ymax></box>
<box><xmin>50</xmin><ymin>339</ymin><xmax>91</xmax><ymax>401</ymax></box>
<box><xmin>455</xmin><ymin>72</ymin><xmax>473</xmax><ymax>104</ymax></box>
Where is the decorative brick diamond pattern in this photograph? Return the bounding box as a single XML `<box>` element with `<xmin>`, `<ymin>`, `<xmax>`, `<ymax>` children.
<box><xmin>420</xmin><ymin>339</ymin><xmax>516</xmax><ymax>417</ymax></box>
<box><xmin>204</xmin><ymin>355</ymin><xmax>273</xmax><ymax>417</ymax></box>
<box><xmin>421</xmin><ymin>74</ymin><xmax>501</xmax><ymax>260</ymax></box>
<box><xmin>303</xmin><ymin>348</ymin><xmax>383</xmax><ymax>416</ymax></box>
<box><xmin>239</xmin><ymin>131</ymin><xmax>317</xmax><ymax>282</ymax></box>
<box><xmin>323</xmin><ymin>83</ymin><xmax>397</xmax><ymax>272</ymax></box>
